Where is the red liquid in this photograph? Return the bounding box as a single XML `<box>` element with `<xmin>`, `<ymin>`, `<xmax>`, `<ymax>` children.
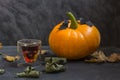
<box><xmin>22</xmin><ymin>45</ymin><xmax>40</xmax><ymax>63</ymax></box>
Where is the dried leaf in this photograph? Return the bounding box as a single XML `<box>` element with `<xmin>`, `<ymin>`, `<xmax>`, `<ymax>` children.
<box><xmin>45</xmin><ymin>62</ymin><xmax>65</xmax><ymax>73</ymax></box>
<box><xmin>85</xmin><ymin>51</ymin><xmax>107</xmax><ymax>63</ymax></box>
<box><xmin>0</xmin><ymin>43</ymin><xmax>2</xmax><ymax>49</ymax></box>
<box><xmin>16</xmin><ymin>66</ymin><xmax>40</xmax><ymax>78</ymax></box>
<box><xmin>3</xmin><ymin>54</ymin><xmax>20</xmax><ymax>62</ymax></box>
<box><xmin>41</xmin><ymin>50</ymin><xmax>48</xmax><ymax>55</ymax></box>
<box><xmin>85</xmin><ymin>50</ymin><xmax>120</xmax><ymax>63</ymax></box>
<box><xmin>107</xmin><ymin>53</ymin><xmax>120</xmax><ymax>62</ymax></box>
<box><xmin>0</xmin><ymin>69</ymin><xmax>5</xmax><ymax>75</ymax></box>
<box><xmin>45</xmin><ymin>57</ymin><xmax>67</xmax><ymax>64</ymax></box>
<box><xmin>97</xmin><ymin>51</ymin><xmax>108</xmax><ymax>61</ymax></box>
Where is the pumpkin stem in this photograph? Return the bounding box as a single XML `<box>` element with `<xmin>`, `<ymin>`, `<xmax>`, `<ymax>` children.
<box><xmin>67</xmin><ymin>12</ymin><xmax>78</xmax><ymax>29</ymax></box>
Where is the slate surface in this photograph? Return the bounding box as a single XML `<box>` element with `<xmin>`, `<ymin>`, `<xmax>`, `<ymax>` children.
<box><xmin>0</xmin><ymin>46</ymin><xmax>120</xmax><ymax>80</ymax></box>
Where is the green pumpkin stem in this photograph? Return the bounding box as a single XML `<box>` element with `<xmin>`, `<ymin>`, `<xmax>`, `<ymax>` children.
<box><xmin>67</xmin><ymin>12</ymin><xmax>78</xmax><ymax>29</ymax></box>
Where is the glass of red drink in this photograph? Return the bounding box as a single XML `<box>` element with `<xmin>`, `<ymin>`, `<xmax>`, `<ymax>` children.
<box><xmin>17</xmin><ymin>39</ymin><xmax>41</xmax><ymax>64</ymax></box>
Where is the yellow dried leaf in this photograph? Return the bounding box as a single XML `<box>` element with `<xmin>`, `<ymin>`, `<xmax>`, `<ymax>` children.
<box><xmin>3</xmin><ymin>55</ymin><xmax>20</xmax><ymax>62</ymax></box>
<box><xmin>85</xmin><ymin>50</ymin><xmax>107</xmax><ymax>63</ymax></box>
<box><xmin>41</xmin><ymin>50</ymin><xmax>48</xmax><ymax>54</ymax></box>
<box><xmin>0</xmin><ymin>43</ymin><xmax>2</xmax><ymax>49</ymax></box>
<box><xmin>107</xmin><ymin>53</ymin><xmax>120</xmax><ymax>62</ymax></box>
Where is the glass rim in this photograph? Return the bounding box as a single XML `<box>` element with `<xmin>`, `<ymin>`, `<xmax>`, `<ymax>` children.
<box><xmin>17</xmin><ymin>39</ymin><xmax>41</xmax><ymax>46</ymax></box>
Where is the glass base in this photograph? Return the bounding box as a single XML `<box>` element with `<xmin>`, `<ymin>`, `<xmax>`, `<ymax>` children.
<box><xmin>17</xmin><ymin>60</ymin><xmax>41</xmax><ymax>67</ymax></box>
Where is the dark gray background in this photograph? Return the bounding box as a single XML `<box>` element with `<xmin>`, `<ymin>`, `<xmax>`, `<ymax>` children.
<box><xmin>0</xmin><ymin>0</ymin><xmax>120</xmax><ymax>47</ymax></box>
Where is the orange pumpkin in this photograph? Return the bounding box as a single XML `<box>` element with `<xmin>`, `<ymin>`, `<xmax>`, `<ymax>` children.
<box><xmin>48</xmin><ymin>12</ymin><xmax>101</xmax><ymax>59</ymax></box>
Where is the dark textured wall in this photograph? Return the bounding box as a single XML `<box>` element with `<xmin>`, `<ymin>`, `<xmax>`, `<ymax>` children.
<box><xmin>0</xmin><ymin>0</ymin><xmax>120</xmax><ymax>47</ymax></box>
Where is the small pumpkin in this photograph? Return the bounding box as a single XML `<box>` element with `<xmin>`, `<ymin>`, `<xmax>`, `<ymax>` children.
<box><xmin>48</xmin><ymin>12</ymin><xmax>101</xmax><ymax>60</ymax></box>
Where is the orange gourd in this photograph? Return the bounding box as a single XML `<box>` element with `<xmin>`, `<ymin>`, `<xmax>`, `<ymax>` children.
<box><xmin>48</xmin><ymin>12</ymin><xmax>101</xmax><ymax>59</ymax></box>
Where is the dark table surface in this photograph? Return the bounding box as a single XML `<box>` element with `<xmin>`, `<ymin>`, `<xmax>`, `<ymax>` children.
<box><xmin>0</xmin><ymin>46</ymin><xmax>120</xmax><ymax>80</ymax></box>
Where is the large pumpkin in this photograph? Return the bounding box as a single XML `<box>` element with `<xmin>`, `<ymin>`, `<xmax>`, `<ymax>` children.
<box><xmin>49</xmin><ymin>12</ymin><xmax>101</xmax><ymax>59</ymax></box>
